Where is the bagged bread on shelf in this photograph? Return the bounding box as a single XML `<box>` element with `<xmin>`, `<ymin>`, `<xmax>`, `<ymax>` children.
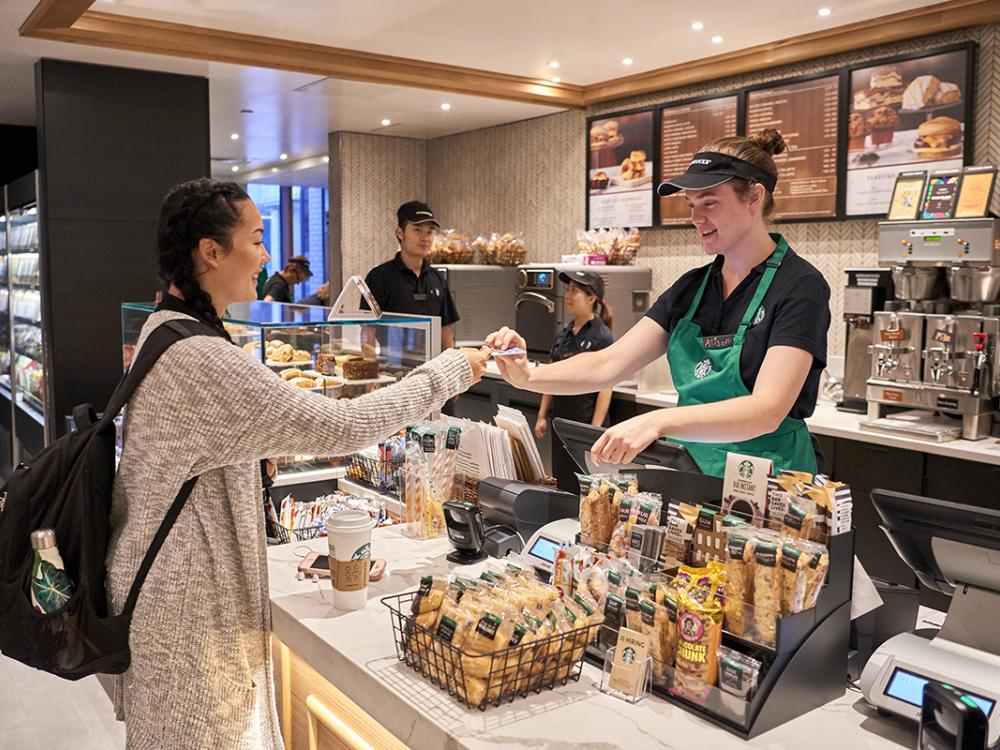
<box><xmin>482</xmin><ymin>231</ymin><xmax>526</xmax><ymax>266</ymax></box>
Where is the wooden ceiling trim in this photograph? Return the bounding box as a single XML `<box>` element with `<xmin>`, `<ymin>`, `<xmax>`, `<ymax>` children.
<box><xmin>19</xmin><ymin>0</ymin><xmax>94</xmax><ymax>32</ymax></box>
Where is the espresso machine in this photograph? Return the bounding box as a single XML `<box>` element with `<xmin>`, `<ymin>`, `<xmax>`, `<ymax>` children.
<box><xmin>864</xmin><ymin>218</ymin><xmax>1000</xmax><ymax>441</ymax></box>
<box><xmin>839</xmin><ymin>268</ymin><xmax>894</xmax><ymax>413</ymax></box>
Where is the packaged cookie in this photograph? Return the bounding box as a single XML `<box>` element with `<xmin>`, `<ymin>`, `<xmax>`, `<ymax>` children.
<box><xmin>752</xmin><ymin>539</ymin><xmax>783</xmax><ymax>645</ymax></box>
<box><xmin>411</xmin><ymin>575</ymin><xmax>448</xmax><ymax>627</ymax></box>
<box><xmin>672</xmin><ymin>587</ymin><xmax>724</xmax><ymax>704</ymax></box>
<box><xmin>717</xmin><ymin>646</ymin><xmax>762</xmax><ymax>716</ymax></box>
<box><xmin>463</xmin><ymin>608</ymin><xmax>515</xmax><ymax>678</ymax></box>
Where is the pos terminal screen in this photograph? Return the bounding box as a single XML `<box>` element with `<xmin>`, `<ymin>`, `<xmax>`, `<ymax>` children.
<box><xmin>527</xmin><ymin>536</ymin><xmax>560</xmax><ymax>563</ymax></box>
<box><xmin>885</xmin><ymin>668</ymin><xmax>995</xmax><ymax>716</ymax></box>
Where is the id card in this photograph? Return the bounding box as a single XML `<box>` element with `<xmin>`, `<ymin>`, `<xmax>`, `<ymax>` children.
<box><xmin>490</xmin><ymin>347</ymin><xmax>526</xmax><ymax>357</ymax></box>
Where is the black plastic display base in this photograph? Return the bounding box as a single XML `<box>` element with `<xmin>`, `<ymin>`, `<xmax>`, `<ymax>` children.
<box><xmin>836</xmin><ymin>398</ymin><xmax>868</xmax><ymax>414</ymax></box>
<box><xmin>446</xmin><ymin>548</ymin><xmax>488</xmax><ymax>565</ymax></box>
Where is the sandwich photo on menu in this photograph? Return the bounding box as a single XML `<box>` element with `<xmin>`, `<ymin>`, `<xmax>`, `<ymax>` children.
<box><xmin>920</xmin><ymin>171</ymin><xmax>962</xmax><ymax>220</ymax></box>
<box><xmin>954</xmin><ymin>167</ymin><xmax>997</xmax><ymax>219</ymax></box>
<box><xmin>887</xmin><ymin>171</ymin><xmax>926</xmax><ymax>221</ymax></box>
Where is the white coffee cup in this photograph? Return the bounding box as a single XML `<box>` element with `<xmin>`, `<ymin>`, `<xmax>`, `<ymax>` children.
<box><xmin>325</xmin><ymin>510</ymin><xmax>376</xmax><ymax>611</ymax></box>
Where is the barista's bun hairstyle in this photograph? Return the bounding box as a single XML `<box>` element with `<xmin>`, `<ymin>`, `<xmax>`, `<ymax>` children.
<box><xmin>156</xmin><ymin>178</ymin><xmax>250</xmax><ymax>330</ymax></box>
<box><xmin>699</xmin><ymin>128</ymin><xmax>787</xmax><ymax>218</ymax></box>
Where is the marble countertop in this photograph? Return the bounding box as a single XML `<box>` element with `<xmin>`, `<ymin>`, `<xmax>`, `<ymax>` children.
<box><xmin>268</xmin><ymin>526</ymin><xmax>921</xmax><ymax>750</ymax></box>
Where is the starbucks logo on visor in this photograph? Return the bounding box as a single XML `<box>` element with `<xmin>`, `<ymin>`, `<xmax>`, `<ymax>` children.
<box><xmin>694</xmin><ymin>358</ymin><xmax>713</xmax><ymax>379</ymax></box>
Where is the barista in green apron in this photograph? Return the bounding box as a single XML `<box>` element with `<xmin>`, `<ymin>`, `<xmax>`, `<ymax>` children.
<box><xmin>485</xmin><ymin>129</ymin><xmax>831</xmax><ymax>478</ymax></box>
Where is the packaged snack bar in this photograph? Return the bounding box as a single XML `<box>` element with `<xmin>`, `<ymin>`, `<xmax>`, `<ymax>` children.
<box><xmin>412</xmin><ymin>575</ymin><xmax>448</xmax><ymax>626</ymax></box>
<box><xmin>717</xmin><ymin>646</ymin><xmax>762</xmax><ymax>715</ymax></box>
<box><xmin>672</xmin><ymin>587</ymin><xmax>724</xmax><ymax>704</ymax></box>
<box><xmin>552</xmin><ymin>544</ymin><xmax>577</xmax><ymax>596</ymax></box>
<box><xmin>779</xmin><ymin>542</ymin><xmax>811</xmax><ymax>615</ymax></box>
<box><xmin>624</xmin><ymin>584</ymin><xmax>644</xmax><ymax>631</ymax></box>
<box><xmin>608</xmin><ymin>495</ymin><xmax>635</xmax><ymax>557</ymax></box>
<box><xmin>724</xmin><ymin>530</ymin><xmax>755</xmax><ymax>636</ymax></box>
<box><xmin>752</xmin><ymin>539</ymin><xmax>783</xmax><ymax>645</ymax></box>
<box><xmin>803</xmin><ymin>544</ymin><xmax>830</xmax><ymax>610</ymax></box>
<box><xmin>639</xmin><ymin>599</ymin><xmax>674</xmax><ymax>686</ymax></box>
<box><xmin>662</xmin><ymin>501</ymin><xmax>700</xmax><ymax>564</ymax></box>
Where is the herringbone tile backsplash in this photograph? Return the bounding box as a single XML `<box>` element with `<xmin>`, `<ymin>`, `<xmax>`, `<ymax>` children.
<box><xmin>334</xmin><ymin>24</ymin><xmax>999</xmax><ymax>358</ymax></box>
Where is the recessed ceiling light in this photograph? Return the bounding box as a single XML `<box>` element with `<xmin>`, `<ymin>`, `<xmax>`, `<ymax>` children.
<box><xmin>818</xmin><ymin>7</ymin><xmax>832</xmax><ymax>16</ymax></box>
<box><xmin>551</xmin><ymin>76</ymin><xmax>561</xmax><ymax>83</ymax></box>
<box><xmin>380</xmin><ymin>118</ymin><xmax>392</xmax><ymax>126</ymax></box>
<box><xmin>271</xmin><ymin>167</ymin><xmax>278</xmax><ymax>173</ymax></box>
<box><xmin>231</xmin><ymin>165</ymin><xmax>239</xmax><ymax>173</ymax></box>
<box><xmin>691</xmin><ymin>21</ymin><xmax>704</xmax><ymax>30</ymax></box>
<box><xmin>622</xmin><ymin>57</ymin><xmax>634</xmax><ymax>66</ymax></box>
<box><xmin>548</xmin><ymin>61</ymin><xmax>560</xmax><ymax>69</ymax></box>
<box><xmin>440</xmin><ymin>102</ymin><xmax>451</xmax><ymax>111</ymax></box>
<box><xmin>711</xmin><ymin>35</ymin><xmax>724</xmax><ymax>44</ymax></box>
<box><xmin>323</xmin><ymin>155</ymin><xmax>330</xmax><ymax>163</ymax></box>
<box><xmin>279</xmin><ymin>153</ymin><xmax>288</xmax><ymax>160</ymax></box>
<box><xmin>230</xmin><ymin>132</ymin><xmax>239</xmax><ymax>140</ymax></box>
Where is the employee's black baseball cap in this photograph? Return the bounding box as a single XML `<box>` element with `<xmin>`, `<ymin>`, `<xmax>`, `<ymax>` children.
<box><xmin>288</xmin><ymin>255</ymin><xmax>313</xmax><ymax>278</ymax></box>
<box><xmin>657</xmin><ymin>152</ymin><xmax>778</xmax><ymax>196</ymax></box>
<box><xmin>559</xmin><ymin>269</ymin><xmax>605</xmax><ymax>301</ymax></box>
<box><xmin>396</xmin><ymin>201</ymin><xmax>440</xmax><ymax>229</ymax></box>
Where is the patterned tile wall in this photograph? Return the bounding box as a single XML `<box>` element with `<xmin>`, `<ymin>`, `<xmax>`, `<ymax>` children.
<box><xmin>329</xmin><ymin>131</ymin><xmax>428</xmax><ymax>285</ymax></box>
<box><xmin>425</xmin><ymin>24</ymin><xmax>1000</xmax><ymax>358</ymax></box>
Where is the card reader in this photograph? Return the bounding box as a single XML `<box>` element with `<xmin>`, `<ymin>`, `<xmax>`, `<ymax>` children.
<box><xmin>521</xmin><ymin>518</ymin><xmax>580</xmax><ymax>582</ymax></box>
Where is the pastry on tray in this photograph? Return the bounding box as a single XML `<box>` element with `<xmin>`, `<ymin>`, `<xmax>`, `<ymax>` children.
<box><xmin>341</xmin><ymin>358</ymin><xmax>380</xmax><ymax>380</ymax></box>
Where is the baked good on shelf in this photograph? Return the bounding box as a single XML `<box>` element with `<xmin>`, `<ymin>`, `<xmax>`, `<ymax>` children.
<box><xmin>913</xmin><ymin>116</ymin><xmax>963</xmax><ymax>159</ymax></box>
<box><xmin>292</xmin><ymin>349</ymin><xmax>311</xmax><ymax>362</ymax></box>
<box><xmin>867</xmin><ymin>106</ymin><xmax>899</xmax><ymax>146</ymax></box>
<box><xmin>847</xmin><ymin>112</ymin><xmax>869</xmax><ymax>151</ymax></box>
<box><xmin>903</xmin><ymin>74</ymin><xmax>941</xmax><ymax>110</ymax></box>
<box><xmin>280</xmin><ymin>368</ymin><xmax>304</xmax><ymax>381</ymax></box>
<box><xmin>270</xmin><ymin>344</ymin><xmax>294</xmax><ymax>362</ymax></box>
<box><xmin>242</xmin><ymin>341</ymin><xmax>260</xmax><ymax>354</ymax></box>
<box><xmin>870</xmin><ymin>66</ymin><xmax>903</xmax><ymax>90</ymax></box>
<box><xmin>341</xmin><ymin>358</ymin><xmax>380</xmax><ymax>380</ymax></box>
<box><xmin>288</xmin><ymin>377</ymin><xmax>317</xmax><ymax>389</ymax></box>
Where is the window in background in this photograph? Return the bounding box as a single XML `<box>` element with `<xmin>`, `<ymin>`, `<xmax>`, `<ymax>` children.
<box><xmin>247</xmin><ymin>183</ymin><xmax>283</xmax><ymax>281</ymax></box>
<box><xmin>292</xmin><ymin>185</ymin><xmax>329</xmax><ymax>298</ymax></box>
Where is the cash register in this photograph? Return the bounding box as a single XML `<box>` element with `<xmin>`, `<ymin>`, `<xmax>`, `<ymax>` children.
<box><xmin>860</xmin><ymin>489</ymin><xmax>1000</xmax><ymax>746</ymax></box>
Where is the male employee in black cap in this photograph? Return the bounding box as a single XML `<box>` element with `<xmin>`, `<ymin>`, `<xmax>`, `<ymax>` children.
<box><xmin>363</xmin><ymin>200</ymin><xmax>460</xmax><ymax>351</ymax></box>
<box><xmin>262</xmin><ymin>255</ymin><xmax>313</xmax><ymax>303</ymax></box>
<box><xmin>486</xmin><ymin>130</ymin><xmax>831</xmax><ymax>478</ymax></box>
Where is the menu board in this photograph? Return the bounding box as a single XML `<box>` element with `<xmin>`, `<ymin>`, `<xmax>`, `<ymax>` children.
<box><xmin>886</xmin><ymin>171</ymin><xmax>927</xmax><ymax>221</ymax></box>
<box><xmin>658</xmin><ymin>95</ymin><xmax>738</xmax><ymax>226</ymax></box>
<box><xmin>846</xmin><ymin>47</ymin><xmax>970</xmax><ymax>216</ymax></box>
<box><xmin>746</xmin><ymin>75</ymin><xmax>840</xmax><ymax>220</ymax></box>
<box><xmin>954</xmin><ymin>166</ymin><xmax>997</xmax><ymax>218</ymax></box>
<box><xmin>588</xmin><ymin>109</ymin><xmax>655</xmax><ymax>229</ymax></box>
<box><xmin>920</xmin><ymin>170</ymin><xmax>962</xmax><ymax>220</ymax></box>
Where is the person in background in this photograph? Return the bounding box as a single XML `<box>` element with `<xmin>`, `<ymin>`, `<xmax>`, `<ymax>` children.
<box><xmin>488</xmin><ymin>129</ymin><xmax>830</xmax><ymax>478</ymax></box>
<box><xmin>297</xmin><ymin>281</ymin><xmax>331</xmax><ymax>306</ymax></box>
<box><xmin>534</xmin><ymin>270</ymin><xmax>614</xmax><ymax>493</ymax></box>
<box><xmin>362</xmin><ymin>201</ymin><xmax>459</xmax><ymax>351</ymax></box>
<box><xmin>262</xmin><ymin>255</ymin><xmax>312</xmax><ymax>302</ymax></box>
<box><xmin>107</xmin><ymin>178</ymin><xmax>488</xmax><ymax>748</ymax></box>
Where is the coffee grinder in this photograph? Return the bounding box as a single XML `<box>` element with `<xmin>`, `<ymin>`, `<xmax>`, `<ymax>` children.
<box><xmin>839</xmin><ymin>268</ymin><xmax>895</xmax><ymax>413</ymax></box>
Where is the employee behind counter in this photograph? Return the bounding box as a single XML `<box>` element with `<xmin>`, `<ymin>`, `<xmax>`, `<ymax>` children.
<box><xmin>488</xmin><ymin>129</ymin><xmax>831</xmax><ymax>478</ymax></box>
<box><xmin>362</xmin><ymin>201</ymin><xmax>460</xmax><ymax>358</ymax></box>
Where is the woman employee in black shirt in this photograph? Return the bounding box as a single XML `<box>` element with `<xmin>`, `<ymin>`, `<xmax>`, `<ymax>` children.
<box><xmin>488</xmin><ymin>129</ymin><xmax>831</xmax><ymax>477</ymax></box>
<box><xmin>535</xmin><ymin>270</ymin><xmax>614</xmax><ymax>492</ymax></box>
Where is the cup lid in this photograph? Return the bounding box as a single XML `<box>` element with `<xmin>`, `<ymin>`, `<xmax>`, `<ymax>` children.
<box><xmin>326</xmin><ymin>510</ymin><xmax>375</xmax><ymax>532</ymax></box>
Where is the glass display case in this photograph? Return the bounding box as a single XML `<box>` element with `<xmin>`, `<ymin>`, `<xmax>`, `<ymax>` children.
<box><xmin>121</xmin><ymin>300</ymin><xmax>441</xmax><ymax>478</ymax></box>
<box><xmin>0</xmin><ymin>207</ymin><xmax>8</xmax><ymax>396</ymax></box>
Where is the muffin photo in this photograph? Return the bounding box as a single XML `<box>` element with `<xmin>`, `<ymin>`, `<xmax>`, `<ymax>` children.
<box><xmin>847</xmin><ymin>113</ymin><xmax>869</xmax><ymax>151</ymax></box>
<box><xmin>590</xmin><ymin>171</ymin><xmax>610</xmax><ymax>190</ymax></box>
<box><xmin>867</xmin><ymin>106</ymin><xmax>899</xmax><ymax>147</ymax></box>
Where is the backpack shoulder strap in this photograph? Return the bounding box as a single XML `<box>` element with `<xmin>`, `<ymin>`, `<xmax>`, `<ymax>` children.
<box><xmin>102</xmin><ymin>318</ymin><xmax>221</xmax><ymax>422</ymax></box>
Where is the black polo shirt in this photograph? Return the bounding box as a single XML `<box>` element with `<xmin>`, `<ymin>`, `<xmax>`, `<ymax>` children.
<box><xmin>549</xmin><ymin>317</ymin><xmax>615</xmax><ymax>423</ymax></box>
<box><xmin>362</xmin><ymin>252</ymin><xmax>460</xmax><ymax>325</ymax></box>
<box><xmin>645</xmin><ymin>248</ymin><xmax>830</xmax><ymax>419</ymax></box>
<box><xmin>261</xmin><ymin>273</ymin><xmax>292</xmax><ymax>303</ymax></box>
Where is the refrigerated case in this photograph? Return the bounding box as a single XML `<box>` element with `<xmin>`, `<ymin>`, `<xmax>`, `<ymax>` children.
<box><xmin>121</xmin><ymin>301</ymin><xmax>440</xmax><ymax>480</ymax></box>
<box><xmin>3</xmin><ymin>171</ymin><xmax>48</xmax><ymax>463</ymax></box>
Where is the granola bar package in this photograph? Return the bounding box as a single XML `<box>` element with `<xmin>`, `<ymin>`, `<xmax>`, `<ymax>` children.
<box><xmin>723</xmin><ymin>529</ymin><xmax>755</xmax><ymax>637</ymax></box>
<box><xmin>752</xmin><ymin>538</ymin><xmax>783</xmax><ymax>645</ymax></box>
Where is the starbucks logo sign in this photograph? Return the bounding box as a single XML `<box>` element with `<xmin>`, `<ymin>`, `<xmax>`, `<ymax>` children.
<box><xmin>739</xmin><ymin>460</ymin><xmax>754</xmax><ymax>479</ymax></box>
<box><xmin>694</xmin><ymin>358</ymin><xmax>713</xmax><ymax>379</ymax></box>
<box><xmin>621</xmin><ymin>646</ymin><xmax>636</xmax><ymax>664</ymax></box>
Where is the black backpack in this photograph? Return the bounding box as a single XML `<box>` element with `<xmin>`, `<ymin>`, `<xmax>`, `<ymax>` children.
<box><xmin>0</xmin><ymin>318</ymin><xmax>216</xmax><ymax>679</ymax></box>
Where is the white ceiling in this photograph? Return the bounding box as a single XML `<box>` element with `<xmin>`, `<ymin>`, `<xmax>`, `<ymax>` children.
<box><xmin>3</xmin><ymin>0</ymin><xmax>949</xmax><ymax>183</ymax></box>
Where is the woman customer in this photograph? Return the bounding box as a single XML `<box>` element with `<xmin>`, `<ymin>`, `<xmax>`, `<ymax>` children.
<box><xmin>534</xmin><ymin>270</ymin><xmax>614</xmax><ymax>493</ymax></box>
<box><xmin>488</xmin><ymin>129</ymin><xmax>830</xmax><ymax>477</ymax></box>
<box><xmin>106</xmin><ymin>178</ymin><xmax>488</xmax><ymax>749</ymax></box>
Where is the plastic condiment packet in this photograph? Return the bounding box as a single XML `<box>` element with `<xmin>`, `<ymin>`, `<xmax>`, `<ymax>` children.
<box><xmin>489</xmin><ymin>347</ymin><xmax>526</xmax><ymax>357</ymax></box>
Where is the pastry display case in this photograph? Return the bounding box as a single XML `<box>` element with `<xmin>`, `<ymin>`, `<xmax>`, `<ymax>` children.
<box><xmin>121</xmin><ymin>300</ymin><xmax>441</xmax><ymax>480</ymax></box>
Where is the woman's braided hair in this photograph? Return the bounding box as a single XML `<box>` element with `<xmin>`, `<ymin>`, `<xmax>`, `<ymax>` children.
<box><xmin>156</xmin><ymin>178</ymin><xmax>250</xmax><ymax>330</ymax></box>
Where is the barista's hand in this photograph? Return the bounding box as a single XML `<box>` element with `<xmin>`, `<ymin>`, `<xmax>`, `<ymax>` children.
<box><xmin>534</xmin><ymin>417</ymin><xmax>548</xmax><ymax>440</ymax></box>
<box><xmin>590</xmin><ymin>410</ymin><xmax>665</xmax><ymax>466</ymax></box>
<box><xmin>484</xmin><ymin>327</ymin><xmax>530</xmax><ymax>388</ymax></box>
<box><xmin>460</xmin><ymin>346</ymin><xmax>490</xmax><ymax>384</ymax></box>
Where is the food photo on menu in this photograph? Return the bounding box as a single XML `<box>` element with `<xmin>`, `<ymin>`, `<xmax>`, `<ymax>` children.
<box><xmin>846</xmin><ymin>47</ymin><xmax>969</xmax><ymax>215</ymax></box>
<box><xmin>588</xmin><ymin>109</ymin><xmax>655</xmax><ymax>228</ymax></box>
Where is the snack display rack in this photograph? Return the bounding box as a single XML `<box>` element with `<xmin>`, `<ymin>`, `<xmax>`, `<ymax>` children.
<box><xmin>586</xmin><ymin>468</ymin><xmax>855</xmax><ymax>739</ymax></box>
<box><xmin>346</xmin><ymin>453</ymin><xmax>404</xmax><ymax>498</ymax></box>
<box><xmin>383</xmin><ymin>590</ymin><xmax>591</xmax><ymax>710</ymax></box>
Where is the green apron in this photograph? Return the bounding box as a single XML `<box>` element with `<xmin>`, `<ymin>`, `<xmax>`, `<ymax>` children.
<box><xmin>666</xmin><ymin>234</ymin><xmax>818</xmax><ymax>478</ymax></box>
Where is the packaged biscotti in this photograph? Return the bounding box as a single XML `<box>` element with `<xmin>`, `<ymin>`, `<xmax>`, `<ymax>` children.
<box><xmin>639</xmin><ymin>599</ymin><xmax>675</xmax><ymax>686</ymax></box>
<box><xmin>751</xmin><ymin>537</ymin><xmax>783</xmax><ymax>645</ymax></box>
<box><xmin>724</xmin><ymin>529</ymin><xmax>755</xmax><ymax>637</ymax></box>
<box><xmin>803</xmin><ymin>542</ymin><xmax>830</xmax><ymax>610</ymax></box>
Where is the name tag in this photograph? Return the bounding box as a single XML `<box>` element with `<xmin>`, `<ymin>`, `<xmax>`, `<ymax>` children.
<box><xmin>702</xmin><ymin>334</ymin><xmax>734</xmax><ymax>349</ymax></box>
<box><xmin>412</xmin><ymin>293</ymin><xmax>429</xmax><ymax>302</ymax></box>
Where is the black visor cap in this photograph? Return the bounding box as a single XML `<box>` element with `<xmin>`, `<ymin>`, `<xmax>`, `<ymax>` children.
<box><xmin>657</xmin><ymin>151</ymin><xmax>778</xmax><ymax>197</ymax></box>
<box><xmin>558</xmin><ymin>270</ymin><xmax>605</xmax><ymax>300</ymax></box>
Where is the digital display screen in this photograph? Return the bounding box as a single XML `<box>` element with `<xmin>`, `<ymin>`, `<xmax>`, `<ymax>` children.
<box><xmin>528</xmin><ymin>536</ymin><xmax>560</xmax><ymax>563</ymax></box>
<box><xmin>884</xmin><ymin>668</ymin><xmax>995</xmax><ymax>716</ymax></box>
<box><xmin>536</xmin><ymin>272</ymin><xmax>550</xmax><ymax>286</ymax></box>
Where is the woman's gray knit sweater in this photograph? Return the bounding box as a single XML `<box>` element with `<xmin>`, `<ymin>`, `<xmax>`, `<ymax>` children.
<box><xmin>106</xmin><ymin>310</ymin><xmax>472</xmax><ymax>749</ymax></box>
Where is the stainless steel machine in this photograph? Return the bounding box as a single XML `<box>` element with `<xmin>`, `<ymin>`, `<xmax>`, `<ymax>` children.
<box><xmin>839</xmin><ymin>268</ymin><xmax>894</xmax><ymax>413</ymax></box>
<box><xmin>515</xmin><ymin>264</ymin><xmax>652</xmax><ymax>361</ymax></box>
<box><xmin>431</xmin><ymin>264</ymin><xmax>518</xmax><ymax>347</ymax></box>
<box><xmin>865</xmin><ymin>218</ymin><xmax>1000</xmax><ymax>440</ymax></box>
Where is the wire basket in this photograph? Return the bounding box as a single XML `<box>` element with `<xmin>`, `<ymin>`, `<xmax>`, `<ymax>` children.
<box><xmin>265</xmin><ymin>516</ymin><xmax>325</xmax><ymax>544</ymax></box>
<box><xmin>346</xmin><ymin>453</ymin><xmax>403</xmax><ymax>497</ymax></box>
<box><xmin>382</xmin><ymin>591</ymin><xmax>591</xmax><ymax>710</ymax></box>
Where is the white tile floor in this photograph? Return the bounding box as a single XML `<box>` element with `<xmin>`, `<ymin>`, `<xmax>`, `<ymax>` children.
<box><xmin>0</xmin><ymin>657</ymin><xmax>125</xmax><ymax>750</ymax></box>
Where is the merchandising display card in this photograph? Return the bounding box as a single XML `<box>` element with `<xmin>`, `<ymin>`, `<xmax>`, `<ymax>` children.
<box><xmin>721</xmin><ymin>453</ymin><xmax>772</xmax><ymax>523</ymax></box>
<box><xmin>886</xmin><ymin>171</ymin><xmax>926</xmax><ymax>220</ymax></box>
<box><xmin>920</xmin><ymin>169</ymin><xmax>962</xmax><ymax>220</ymax></box>
<box><xmin>954</xmin><ymin>165</ymin><xmax>997</xmax><ymax>218</ymax></box>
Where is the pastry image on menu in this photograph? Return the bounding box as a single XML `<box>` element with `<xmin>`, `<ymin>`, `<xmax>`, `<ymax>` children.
<box><xmin>920</xmin><ymin>171</ymin><xmax>962</xmax><ymax>220</ymax></box>
<box><xmin>887</xmin><ymin>171</ymin><xmax>926</xmax><ymax>221</ymax></box>
<box><xmin>954</xmin><ymin>166</ymin><xmax>997</xmax><ymax>219</ymax></box>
